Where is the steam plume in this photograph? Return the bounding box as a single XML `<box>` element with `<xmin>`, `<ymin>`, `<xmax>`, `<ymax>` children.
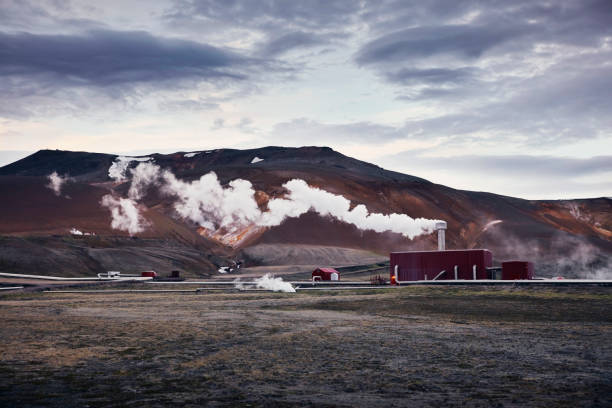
<box><xmin>100</xmin><ymin>194</ymin><xmax>148</xmax><ymax>235</ymax></box>
<box><xmin>161</xmin><ymin>170</ymin><xmax>261</xmax><ymax>231</ymax></box>
<box><xmin>108</xmin><ymin>156</ymin><xmax>152</xmax><ymax>182</ymax></box>
<box><xmin>262</xmin><ymin>179</ymin><xmax>441</xmax><ymax>239</ymax></box>
<box><xmin>129</xmin><ymin>162</ymin><xmax>161</xmax><ymax>200</ymax></box>
<box><xmin>46</xmin><ymin>171</ymin><xmax>67</xmax><ymax>196</ymax></box>
<box><xmin>105</xmin><ymin>161</ymin><xmax>444</xmax><ymax>239</ymax></box>
<box><xmin>254</xmin><ymin>274</ymin><xmax>296</xmax><ymax>292</ymax></box>
<box><xmin>232</xmin><ymin>275</ymin><xmax>296</xmax><ymax>292</ymax></box>
<box><xmin>125</xmin><ymin>162</ymin><xmax>442</xmax><ymax>238</ymax></box>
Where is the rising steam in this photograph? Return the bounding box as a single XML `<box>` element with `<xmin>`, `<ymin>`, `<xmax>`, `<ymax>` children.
<box><xmin>261</xmin><ymin>179</ymin><xmax>441</xmax><ymax>239</ymax></box>
<box><xmin>108</xmin><ymin>156</ymin><xmax>152</xmax><ymax>182</ymax></box>
<box><xmin>100</xmin><ymin>194</ymin><xmax>148</xmax><ymax>235</ymax></box>
<box><xmin>46</xmin><ymin>171</ymin><xmax>67</xmax><ymax>196</ymax></box>
<box><xmin>233</xmin><ymin>275</ymin><xmax>296</xmax><ymax>292</ymax></box>
<box><xmin>102</xmin><ymin>161</ymin><xmax>444</xmax><ymax>239</ymax></box>
<box><xmin>254</xmin><ymin>274</ymin><xmax>296</xmax><ymax>292</ymax></box>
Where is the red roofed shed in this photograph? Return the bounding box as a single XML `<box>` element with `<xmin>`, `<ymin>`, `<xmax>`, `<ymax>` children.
<box><xmin>312</xmin><ymin>268</ymin><xmax>340</xmax><ymax>281</ymax></box>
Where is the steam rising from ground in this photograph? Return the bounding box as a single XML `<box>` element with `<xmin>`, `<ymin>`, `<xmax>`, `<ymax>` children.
<box><xmin>233</xmin><ymin>275</ymin><xmax>295</xmax><ymax>292</ymax></box>
<box><xmin>100</xmin><ymin>195</ymin><xmax>148</xmax><ymax>235</ymax></box>
<box><xmin>162</xmin><ymin>170</ymin><xmax>261</xmax><ymax>232</ymax></box>
<box><xmin>102</xmin><ymin>161</ymin><xmax>443</xmax><ymax>239</ymax></box>
<box><xmin>108</xmin><ymin>156</ymin><xmax>152</xmax><ymax>182</ymax></box>
<box><xmin>121</xmin><ymin>162</ymin><xmax>441</xmax><ymax>238</ymax></box>
<box><xmin>46</xmin><ymin>171</ymin><xmax>67</xmax><ymax>196</ymax></box>
<box><xmin>254</xmin><ymin>274</ymin><xmax>296</xmax><ymax>292</ymax></box>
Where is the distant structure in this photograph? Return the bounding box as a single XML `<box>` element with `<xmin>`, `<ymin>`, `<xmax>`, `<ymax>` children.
<box><xmin>312</xmin><ymin>268</ymin><xmax>340</xmax><ymax>281</ymax></box>
<box><xmin>391</xmin><ymin>249</ymin><xmax>493</xmax><ymax>281</ymax></box>
<box><xmin>390</xmin><ymin>222</ymin><xmax>534</xmax><ymax>282</ymax></box>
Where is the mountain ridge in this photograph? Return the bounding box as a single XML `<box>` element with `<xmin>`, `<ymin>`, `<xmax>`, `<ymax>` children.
<box><xmin>0</xmin><ymin>146</ymin><xmax>610</xmax><ymax>278</ymax></box>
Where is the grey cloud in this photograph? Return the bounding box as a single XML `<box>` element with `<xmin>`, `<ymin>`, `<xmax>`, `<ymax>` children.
<box><xmin>0</xmin><ymin>28</ymin><xmax>272</xmax><ymax>117</ymax></box>
<box><xmin>271</xmin><ymin>118</ymin><xmax>406</xmax><ymax>144</ymax></box>
<box><xmin>258</xmin><ymin>31</ymin><xmax>330</xmax><ymax>57</ymax></box>
<box><xmin>166</xmin><ymin>0</ymin><xmax>359</xmax><ymax>31</ymax></box>
<box><xmin>356</xmin><ymin>24</ymin><xmax>527</xmax><ymax>65</ymax></box>
<box><xmin>385</xmin><ymin>67</ymin><xmax>477</xmax><ymax>86</ymax></box>
<box><xmin>0</xmin><ymin>29</ymin><xmax>249</xmax><ymax>87</ymax></box>
<box><xmin>355</xmin><ymin>0</ymin><xmax>612</xmax><ymax>97</ymax></box>
<box><xmin>158</xmin><ymin>99</ymin><xmax>219</xmax><ymax>112</ymax></box>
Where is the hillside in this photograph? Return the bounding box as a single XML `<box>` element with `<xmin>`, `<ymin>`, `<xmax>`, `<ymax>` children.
<box><xmin>0</xmin><ymin>147</ymin><xmax>610</xmax><ymax>278</ymax></box>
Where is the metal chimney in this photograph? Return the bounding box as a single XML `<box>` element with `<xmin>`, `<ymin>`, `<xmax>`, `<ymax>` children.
<box><xmin>435</xmin><ymin>221</ymin><xmax>447</xmax><ymax>251</ymax></box>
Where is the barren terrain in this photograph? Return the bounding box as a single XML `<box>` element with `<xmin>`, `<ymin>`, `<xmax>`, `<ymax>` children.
<box><xmin>1</xmin><ymin>148</ymin><xmax>611</xmax><ymax>278</ymax></box>
<box><xmin>1</xmin><ymin>285</ymin><xmax>610</xmax><ymax>407</ymax></box>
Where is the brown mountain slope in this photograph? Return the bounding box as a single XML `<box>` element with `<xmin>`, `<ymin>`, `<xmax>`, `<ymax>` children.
<box><xmin>0</xmin><ymin>147</ymin><xmax>610</xmax><ymax>278</ymax></box>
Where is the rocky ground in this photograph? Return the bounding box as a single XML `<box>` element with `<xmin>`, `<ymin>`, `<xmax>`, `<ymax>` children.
<box><xmin>0</xmin><ymin>285</ymin><xmax>611</xmax><ymax>407</ymax></box>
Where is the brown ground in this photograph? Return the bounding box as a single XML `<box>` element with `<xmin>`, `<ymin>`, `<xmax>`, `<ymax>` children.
<box><xmin>1</xmin><ymin>285</ymin><xmax>611</xmax><ymax>407</ymax></box>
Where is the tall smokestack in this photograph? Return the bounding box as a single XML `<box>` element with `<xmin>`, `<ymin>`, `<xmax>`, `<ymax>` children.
<box><xmin>435</xmin><ymin>221</ymin><xmax>447</xmax><ymax>251</ymax></box>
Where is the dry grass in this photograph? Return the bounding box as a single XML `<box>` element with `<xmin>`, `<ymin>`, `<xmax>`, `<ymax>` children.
<box><xmin>1</xmin><ymin>286</ymin><xmax>611</xmax><ymax>407</ymax></box>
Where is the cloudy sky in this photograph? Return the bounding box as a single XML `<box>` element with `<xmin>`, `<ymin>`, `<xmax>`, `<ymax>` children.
<box><xmin>1</xmin><ymin>0</ymin><xmax>611</xmax><ymax>199</ymax></box>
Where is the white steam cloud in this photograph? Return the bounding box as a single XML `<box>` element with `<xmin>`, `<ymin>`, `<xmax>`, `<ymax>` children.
<box><xmin>70</xmin><ymin>228</ymin><xmax>83</xmax><ymax>235</ymax></box>
<box><xmin>233</xmin><ymin>275</ymin><xmax>296</xmax><ymax>292</ymax></box>
<box><xmin>129</xmin><ymin>162</ymin><xmax>161</xmax><ymax>200</ymax></box>
<box><xmin>102</xmin><ymin>161</ymin><xmax>444</xmax><ymax>239</ymax></box>
<box><xmin>123</xmin><ymin>162</ymin><xmax>442</xmax><ymax>239</ymax></box>
<box><xmin>108</xmin><ymin>156</ymin><xmax>152</xmax><ymax>182</ymax></box>
<box><xmin>46</xmin><ymin>171</ymin><xmax>67</xmax><ymax>196</ymax></box>
<box><xmin>254</xmin><ymin>274</ymin><xmax>295</xmax><ymax>292</ymax></box>
<box><xmin>261</xmin><ymin>179</ymin><xmax>441</xmax><ymax>238</ymax></box>
<box><xmin>100</xmin><ymin>194</ymin><xmax>148</xmax><ymax>235</ymax></box>
<box><xmin>161</xmin><ymin>170</ymin><xmax>261</xmax><ymax>231</ymax></box>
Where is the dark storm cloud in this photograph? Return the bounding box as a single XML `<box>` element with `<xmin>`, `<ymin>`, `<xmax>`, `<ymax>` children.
<box><xmin>0</xmin><ymin>29</ymin><xmax>250</xmax><ymax>87</ymax></box>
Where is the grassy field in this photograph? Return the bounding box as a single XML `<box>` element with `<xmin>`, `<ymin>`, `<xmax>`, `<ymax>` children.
<box><xmin>1</xmin><ymin>285</ymin><xmax>611</xmax><ymax>407</ymax></box>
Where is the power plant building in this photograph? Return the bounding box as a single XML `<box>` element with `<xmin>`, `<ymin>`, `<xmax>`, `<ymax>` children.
<box><xmin>390</xmin><ymin>249</ymin><xmax>493</xmax><ymax>281</ymax></box>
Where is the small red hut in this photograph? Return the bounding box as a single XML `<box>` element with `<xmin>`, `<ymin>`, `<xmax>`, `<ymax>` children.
<box><xmin>312</xmin><ymin>268</ymin><xmax>340</xmax><ymax>281</ymax></box>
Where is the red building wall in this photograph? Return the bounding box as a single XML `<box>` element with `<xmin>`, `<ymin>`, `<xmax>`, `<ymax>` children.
<box><xmin>501</xmin><ymin>261</ymin><xmax>534</xmax><ymax>280</ymax></box>
<box><xmin>390</xmin><ymin>250</ymin><xmax>493</xmax><ymax>281</ymax></box>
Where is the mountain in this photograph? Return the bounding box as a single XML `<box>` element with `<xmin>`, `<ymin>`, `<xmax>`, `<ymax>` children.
<box><xmin>0</xmin><ymin>147</ymin><xmax>610</xmax><ymax>278</ymax></box>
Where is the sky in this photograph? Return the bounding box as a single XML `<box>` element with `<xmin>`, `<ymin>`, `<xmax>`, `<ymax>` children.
<box><xmin>0</xmin><ymin>0</ymin><xmax>611</xmax><ymax>200</ymax></box>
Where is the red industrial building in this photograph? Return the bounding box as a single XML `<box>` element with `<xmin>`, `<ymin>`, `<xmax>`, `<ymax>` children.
<box><xmin>390</xmin><ymin>249</ymin><xmax>493</xmax><ymax>281</ymax></box>
<box><xmin>312</xmin><ymin>268</ymin><xmax>340</xmax><ymax>281</ymax></box>
<box><xmin>141</xmin><ymin>271</ymin><xmax>158</xmax><ymax>278</ymax></box>
<box><xmin>389</xmin><ymin>222</ymin><xmax>534</xmax><ymax>282</ymax></box>
<box><xmin>501</xmin><ymin>261</ymin><xmax>534</xmax><ymax>280</ymax></box>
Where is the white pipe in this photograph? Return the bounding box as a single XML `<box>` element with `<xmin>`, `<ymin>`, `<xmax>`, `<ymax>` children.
<box><xmin>473</xmin><ymin>265</ymin><xmax>477</xmax><ymax>280</ymax></box>
<box><xmin>394</xmin><ymin>265</ymin><xmax>399</xmax><ymax>284</ymax></box>
<box><xmin>424</xmin><ymin>274</ymin><xmax>428</xmax><ymax>281</ymax></box>
<box><xmin>454</xmin><ymin>265</ymin><xmax>458</xmax><ymax>280</ymax></box>
<box><xmin>432</xmin><ymin>270</ymin><xmax>446</xmax><ymax>281</ymax></box>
